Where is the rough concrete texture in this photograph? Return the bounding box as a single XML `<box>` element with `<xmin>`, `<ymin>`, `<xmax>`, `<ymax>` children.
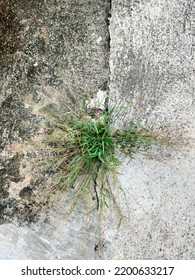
<box><xmin>0</xmin><ymin>0</ymin><xmax>110</xmax><ymax>258</ymax></box>
<box><xmin>0</xmin><ymin>0</ymin><xmax>195</xmax><ymax>259</ymax></box>
<box><xmin>0</xmin><ymin>195</ymin><xmax>100</xmax><ymax>259</ymax></box>
<box><xmin>102</xmin><ymin>0</ymin><xmax>195</xmax><ymax>259</ymax></box>
<box><xmin>0</xmin><ymin>0</ymin><xmax>110</xmax><ymax>224</ymax></box>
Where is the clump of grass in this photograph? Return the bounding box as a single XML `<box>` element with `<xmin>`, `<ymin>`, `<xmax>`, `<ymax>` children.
<box><xmin>44</xmin><ymin>101</ymin><xmax>157</xmax><ymax>211</ymax></box>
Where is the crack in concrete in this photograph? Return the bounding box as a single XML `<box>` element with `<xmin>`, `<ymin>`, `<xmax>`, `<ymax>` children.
<box><xmin>105</xmin><ymin>0</ymin><xmax>112</xmax><ymax>113</ymax></box>
<box><xmin>93</xmin><ymin>0</ymin><xmax>112</xmax><ymax>213</ymax></box>
<box><xmin>93</xmin><ymin>0</ymin><xmax>112</xmax><ymax>258</ymax></box>
<box><xmin>93</xmin><ymin>163</ymin><xmax>101</xmax><ymax>210</ymax></box>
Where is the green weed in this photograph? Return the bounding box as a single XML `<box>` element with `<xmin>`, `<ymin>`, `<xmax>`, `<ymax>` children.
<box><xmin>43</xmin><ymin>100</ymin><xmax>157</xmax><ymax>211</ymax></box>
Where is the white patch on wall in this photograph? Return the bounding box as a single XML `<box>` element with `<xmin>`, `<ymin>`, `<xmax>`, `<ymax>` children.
<box><xmin>86</xmin><ymin>89</ymin><xmax>107</xmax><ymax>110</ymax></box>
<box><xmin>96</xmin><ymin>36</ymin><xmax>102</xmax><ymax>44</ymax></box>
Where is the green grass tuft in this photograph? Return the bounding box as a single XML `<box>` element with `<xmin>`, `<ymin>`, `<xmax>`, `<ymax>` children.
<box><xmin>44</xmin><ymin>103</ymin><xmax>157</xmax><ymax>211</ymax></box>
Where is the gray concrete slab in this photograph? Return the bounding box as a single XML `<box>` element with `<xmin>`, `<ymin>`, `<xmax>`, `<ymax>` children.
<box><xmin>0</xmin><ymin>0</ymin><xmax>110</xmax><ymax>259</ymax></box>
<box><xmin>101</xmin><ymin>0</ymin><xmax>195</xmax><ymax>259</ymax></box>
<box><xmin>0</xmin><ymin>196</ymin><xmax>99</xmax><ymax>259</ymax></box>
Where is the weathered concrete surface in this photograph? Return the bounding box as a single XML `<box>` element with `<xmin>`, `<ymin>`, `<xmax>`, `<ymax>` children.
<box><xmin>0</xmin><ymin>195</ymin><xmax>100</xmax><ymax>259</ymax></box>
<box><xmin>0</xmin><ymin>0</ymin><xmax>110</xmax><ymax>258</ymax></box>
<box><xmin>101</xmin><ymin>0</ymin><xmax>195</xmax><ymax>259</ymax></box>
<box><xmin>0</xmin><ymin>0</ymin><xmax>195</xmax><ymax>260</ymax></box>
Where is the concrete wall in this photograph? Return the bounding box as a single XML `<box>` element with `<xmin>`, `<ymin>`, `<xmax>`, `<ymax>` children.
<box><xmin>0</xmin><ymin>0</ymin><xmax>194</xmax><ymax>259</ymax></box>
<box><xmin>0</xmin><ymin>0</ymin><xmax>110</xmax><ymax>259</ymax></box>
<box><xmin>102</xmin><ymin>0</ymin><xmax>195</xmax><ymax>259</ymax></box>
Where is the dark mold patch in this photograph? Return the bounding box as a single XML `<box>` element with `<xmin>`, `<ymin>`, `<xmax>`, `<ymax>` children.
<box><xmin>0</xmin><ymin>0</ymin><xmax>42</xmax><ymax>57</ymax></box>
<box><xmin>0</xmin><ymin>0</ymin><xmax>23</xmax><ymax>59</ymax></box>
<box><xmin>0</xmin><ymin>94</ymin><xmax>41</xmax><ymax>150</ymax></box>
<box><xmin>0</xmin><ymin>154</ymin><xmax>22</xmax><ymax>183</ymax></box>
<box><xmin>0</xmin><ymin>188</ymin><xmax>9</xmax><ymax>200</ymax></box>
<box><xmin>19</xmin><ymin>187</ymin><xmax>33</xmax><ymax>199</ymax></box>
<box><xmin>0</xmin><ymin>164</ymin><xmax>50</xmax><ymax>224</ymax></box>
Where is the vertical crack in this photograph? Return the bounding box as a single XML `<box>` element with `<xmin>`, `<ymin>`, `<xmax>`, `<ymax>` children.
<box><xmin>105</xmin><ymin>0</ymin><xmax>112</xmax><ymax>113</ymax></box>
<box><xmin>93</xmin><ymin>163</ymin><xmax>101</xmax><ymax>210</ymax></box>
<box><xmin>93</xmin><ymin>1</ymin><xmax>112</xmax><ymax>257</ymax></box>
<box><xmin>93</xmin><ymin>1</ymin><xmax>112</xmax><ymax>212</ymax></box>
<box><xmin>107</xmin><ymin>0</ymin><xmax>112</xmax><ymax>55</ymax></box>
